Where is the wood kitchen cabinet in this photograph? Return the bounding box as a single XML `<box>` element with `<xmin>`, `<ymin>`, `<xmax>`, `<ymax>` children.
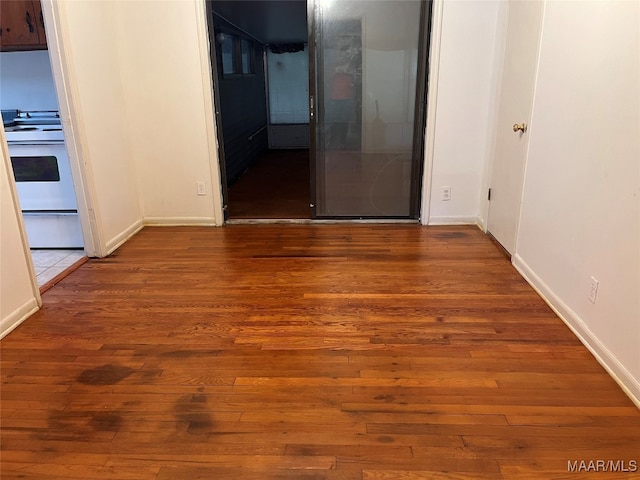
<box><xmin>0</xmin><ymin>1</ymin><xmax>47</xmax><ymax>51</ymax></box>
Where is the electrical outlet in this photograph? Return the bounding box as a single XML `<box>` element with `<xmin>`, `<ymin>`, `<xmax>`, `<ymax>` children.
<box><xmin>588</xmin><ymin>276</ymin><xmax>599</xmax><ymax>304</ymax></box>
<box><xmin>442</xmin><ymin>186</ymin><xmax>451</xmax><ymax>201</ymax></box>
<box><xmin>197</xmin><ymin>182</ymin><xmax>206</xmax><ymax>196</ymax></box>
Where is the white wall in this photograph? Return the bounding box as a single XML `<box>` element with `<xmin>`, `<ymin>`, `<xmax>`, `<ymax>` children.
<box><xmin>514</xmin><ymin>0</ymin><xmax>640</xmax><ymax>403</ymax></box>
<box><xmin>57</xmin><ymin>0</ymin><xmax>142</xmax><ymax>251</ymax></box>
<box><xmin>114</xmin><ymin>0</ymin><xmax>221</xmax><ymax>225</ymax></box>
<box><xmin>0</xmin><ymin>134</ymin><xmax>39</xmax><ymax>338</ymax></box>
<box><xmin>0</xmin><ymin>51</ymin><xmax>58</xmax><ymax>111</ymax></box>
<box><xmin>427</xmin><ymin>0</ymin><xmax>503</xmax><ymax>224</ymax></box>
<box><xmin>53</xmin><ymin>0</ymin><xmax>500</xmax><ymax>229</ymax></box>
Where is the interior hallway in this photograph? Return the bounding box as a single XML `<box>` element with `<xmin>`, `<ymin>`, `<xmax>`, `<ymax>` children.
<box><xmin>1</xmin><ymin>225</ymin><xmax>639</xmax><ymax>479</ymax></box>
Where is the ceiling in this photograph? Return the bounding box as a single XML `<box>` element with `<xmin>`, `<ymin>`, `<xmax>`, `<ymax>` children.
<box><xmin>211</xmin><ymin>1</ymin><xmax>308</xmax><ymax>44</ymax></box>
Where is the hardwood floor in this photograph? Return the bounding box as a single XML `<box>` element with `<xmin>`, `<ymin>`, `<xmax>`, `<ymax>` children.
<box><xmin>2</xmin><ymin>225</ymin><xmax>639</xmax><ymax>479</ymax></box>
<box><xmin>227</xmin><ymin>149</ymin><xmax>310</xmax><ymax>219</ymax></box>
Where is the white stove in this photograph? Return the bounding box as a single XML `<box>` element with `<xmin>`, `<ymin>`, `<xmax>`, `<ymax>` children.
<box><xmin>4</xmin><ymin>110</ymin><xmax>83</xmax><ymax>249</ymax></box>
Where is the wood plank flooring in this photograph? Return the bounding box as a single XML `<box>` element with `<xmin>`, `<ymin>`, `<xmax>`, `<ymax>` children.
<box><xmin>227</xmin><ymin>149</ymin><xmax>310</xmax><ymax>219</ymax></box>
<box><xmin>2</xmin><ymin>225</ymin><xmax>639</xmax><ymax>479</ymax></box>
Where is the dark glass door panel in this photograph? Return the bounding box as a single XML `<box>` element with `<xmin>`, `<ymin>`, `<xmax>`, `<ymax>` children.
<box><xmin>311</xmin><ymin>0</ymin><xmax>425</xmax><ymax>218</ymax></box>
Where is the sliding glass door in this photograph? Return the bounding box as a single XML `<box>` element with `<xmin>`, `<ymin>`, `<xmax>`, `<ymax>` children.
<box><xmin>309</xmin><ymin>0</ymin><xmax>429</xmax><ymax>218</ymax></box>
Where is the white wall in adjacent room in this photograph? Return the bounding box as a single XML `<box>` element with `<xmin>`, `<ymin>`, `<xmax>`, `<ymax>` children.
<box><xmin>0</xmin><ymin>51</ymin><xmax>58</xmax><ymax>111</ymax></box>
<box><xmin>514</xmin><ymin>0</ymin><xmax>640</xmax><ymax>402</ymax></box>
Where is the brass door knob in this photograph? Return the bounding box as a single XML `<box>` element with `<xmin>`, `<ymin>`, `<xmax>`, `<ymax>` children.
<box><xmin>513</xmin><ymin>122</ymin><xmax>527</xmax><ymax>133</ymax></box>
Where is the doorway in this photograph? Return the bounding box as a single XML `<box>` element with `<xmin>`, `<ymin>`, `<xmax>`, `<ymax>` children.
<box><xmin>0</xmin><ymin>49</ymin><xmax>87</xmax><ymax>290</ymax></box>
<box><xmin>207</xmin><ymin>0</ymin><xmax>310</xmax><ymax>220</ymax></box>
<box><xmin>207</xmin><ymin>0</ymin><xmax>431</xmax><ymax>221</ymax></box>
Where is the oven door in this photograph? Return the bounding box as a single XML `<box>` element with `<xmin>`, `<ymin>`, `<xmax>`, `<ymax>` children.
<box><xmin>8</xmin><ymin>142</ymin><xmax>83</xmax><ymax>248</ymax></box>
<box><xmin>8</xmin><ymin>142</ymin><xmax>78</xmax><ymax>211</ymax></box>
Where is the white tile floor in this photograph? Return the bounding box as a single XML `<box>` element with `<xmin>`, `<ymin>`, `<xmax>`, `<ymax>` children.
<box><xmin>30</xmin><ymin>249</ymin><xmax>86</xmax><ymax>287</ymax></box>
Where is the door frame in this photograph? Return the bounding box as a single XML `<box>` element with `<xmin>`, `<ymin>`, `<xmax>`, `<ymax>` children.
<box><xmin>479</xmin><ymin>0</ymin><xmax>509</xmax><ymax>232</ymax></box>
<box><xmin>204</xmin><ymin>0</ymin><xmax>230</xmax><ymax>222</ymax></box>
<box><xmin>410</xmin><ymin>0</ymin><xmax>434</xmax><ymax>218</ymax></box>
<box><xmin>39</xmin><ymin>0</ymin><xmax>104</xmax><ymax>256</ymax></box>
<box><xmin>307</xmin><ymin>0</ymin><xmax>318</xmax><ymax>217</ymax></box>
<box><xmin>0</xmin><ymin>129</ymin><xmax>42</xmax><ymax>310</ymax></box>
<box><xmin>419</xmin><ymin>0</ymin><xmax>443</xmax><ymax>225</ymax></box>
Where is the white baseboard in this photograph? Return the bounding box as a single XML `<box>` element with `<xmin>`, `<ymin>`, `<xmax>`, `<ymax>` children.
<box><xmin>105</xmin><ymin>219</ymin><xmax>144</xmax><ymax>256</ymax></box>
<box><xmin>103</xmin><ymin>217</ymin><xmax>218</xmax><ymax>256</ymax></box>
<box><xmin>513</xmin><ymin>254</ymin><xmax>640</xmax><ymax>408</ymax></box>
<box><xmin>1</xmin><ymin>298</ymin><xmax>39</xmax><ymax>339</ymax></box>
<box><xmin>427</xmin><ymin>216</ymin><xmax>479</xmax><ymax>226</ymax></box>
<box><xmin>143</xmin><ymin>217</ymin><xmax>218</xmax><ymax>226</ymax></box>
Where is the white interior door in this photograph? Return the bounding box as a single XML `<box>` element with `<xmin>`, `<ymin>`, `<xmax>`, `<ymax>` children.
<box><xmin>487</xmin><ymin>0</ymin><xmax>544</xmax><ymax>254</ymax></box>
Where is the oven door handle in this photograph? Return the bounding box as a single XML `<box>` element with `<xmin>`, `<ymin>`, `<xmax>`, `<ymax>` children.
<box><xmin>6</xmin><ymin>141</ymin><xmax>65</xmax><ymax>146</ymax></box>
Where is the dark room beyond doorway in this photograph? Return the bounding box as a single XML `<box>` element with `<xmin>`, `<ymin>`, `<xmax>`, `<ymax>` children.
<box><xmin>208</xmin><ymin>0</ymin><xmax>310</xmax><ymax>220</ymax></box>
<box><xmin>227</xmin><ymin>149</ymin><xmax>310</xmax><ymax>219</ymax></box>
